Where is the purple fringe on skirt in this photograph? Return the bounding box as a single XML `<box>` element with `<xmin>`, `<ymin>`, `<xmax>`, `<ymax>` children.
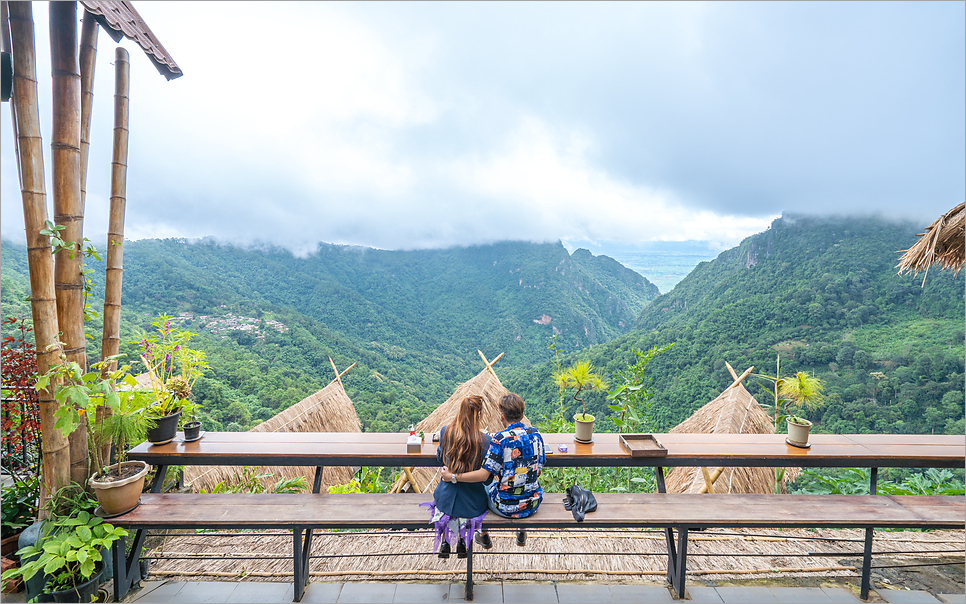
<box><xmin>420</xmin><ymin>502</ymin><xmax>486</xmax><ymax>552</ymax></box>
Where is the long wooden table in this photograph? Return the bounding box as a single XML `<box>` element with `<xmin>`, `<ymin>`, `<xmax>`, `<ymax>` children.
<box><xmin>117</xmin><ymin>432</ymin><xmax>964</xmax><ymax>601</ymax></box>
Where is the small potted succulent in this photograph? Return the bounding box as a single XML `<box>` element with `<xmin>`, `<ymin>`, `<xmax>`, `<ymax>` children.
<box><xmin>138</xmin><ymin>315</ymin><xmax>208</xmax><ymax>445</ymax></box>
<box><xmin>554</xmin><ymin>360</ymin><xmax>607</xmax><ymax>443</ymax></box>
<box><xmin>182</xmin><ymin>405</ymin><xmax>202</xmax><ymax>441</ymax></box>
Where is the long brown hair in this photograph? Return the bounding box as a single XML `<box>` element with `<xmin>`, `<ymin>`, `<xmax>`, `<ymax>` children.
<box><xmin>442</xmin><ymin>395</ymin><xmax>485</xmax><ymax>474</ymax></box>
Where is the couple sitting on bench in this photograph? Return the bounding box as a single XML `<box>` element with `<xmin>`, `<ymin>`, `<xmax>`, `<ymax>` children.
<box><xmin>426</xmin><ymin>393</ymin><xmax>546</xmax><ymax>558</ymax></box>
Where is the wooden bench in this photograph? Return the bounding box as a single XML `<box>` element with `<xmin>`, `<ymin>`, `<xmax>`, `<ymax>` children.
<box><xmin>110</xmin><ymin>491</ymin><xmax>964</xmax><ymax>602</ymax></box>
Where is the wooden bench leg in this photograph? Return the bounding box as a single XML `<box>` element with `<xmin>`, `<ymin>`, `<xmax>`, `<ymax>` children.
<box><xmin>465</xmin><ymin>535</ymin><xmax>474</xmax><ymax>601</ymax></box>
<box><xmin>860</xmin><ymin>527</ymin><xmax>874</xmax><ymax>600</ymax></box>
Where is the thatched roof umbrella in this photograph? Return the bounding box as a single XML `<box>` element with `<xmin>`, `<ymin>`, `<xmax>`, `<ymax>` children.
<box><xmin>664</xmin><ymin>365</ymin><xmax>799</xmax><ymax>494</ymax></box>
<box><xmin>389</xmin><ymin>352</ymin><xmax>529</xmax><ymax>494</ymax></box>
<box><xmin>897</xmin><ymin>202</ymin><xmax>965</xmax><ymax>286</ymax></box>
<box><xmin>183</xmin><ymin>361</ymin><xmax>361</xmax><ymax>493</ymax></box>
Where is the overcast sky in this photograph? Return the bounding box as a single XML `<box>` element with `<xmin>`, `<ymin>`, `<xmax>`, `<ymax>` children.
<box><xmin>2</xmin><ymin>1</ymin><xmax>963</xmax><ymax>255</ymax></box>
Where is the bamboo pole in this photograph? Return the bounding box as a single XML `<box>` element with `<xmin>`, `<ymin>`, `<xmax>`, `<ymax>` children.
<box><xmin>725</xmin><ymin>366</ymin><xmax>754</xmax><ymax>391</ymax></box>
<box><xmin>50</xmin><ymin>1</ymin><xmax>89</xmax><ymax>488</ymax></box>
<box><xmin>78</xmin><ymin>9</ymin><xmax>96</xmax><ymax>211</ymax></box>
<box><xmin>698</xmin><ymin>467</ymin><xmax>725</xmax><ymax>494</ymax></box>
<box><xmin>100</xmin><ymin>47</ymin><xmax>129</xmax><ymax>373</ymax></box>
<box><xmin>8</xmin><ymin>0</ymin><xmax>69</xmax><ymax>505</ymax></box>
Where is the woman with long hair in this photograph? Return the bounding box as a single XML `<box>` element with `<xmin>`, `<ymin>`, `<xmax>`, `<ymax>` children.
<box><xmin>425</xmin><ymin>394</ymin><xmax>491</xmax><ymax>558</ymax></box>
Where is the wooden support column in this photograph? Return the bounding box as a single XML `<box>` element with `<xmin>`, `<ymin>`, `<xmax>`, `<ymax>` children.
<box><xmin>8</xmin><ymin>0</ymin><xmax>68</xmax><ymax>505</ymax></box>
<box><xmin>78</xmin><ymin>9</ymin><xmax>96</xmax><ymax>211</ymax></box>
<box><xmin>101</xmin><ymin>47</ymin><xmax>129</xmax><ymax>373</ymax></box>
<box><xmin>50</xmin><ymin>0</ymin><xmax>89</xmax><ymax>488</ymax></box>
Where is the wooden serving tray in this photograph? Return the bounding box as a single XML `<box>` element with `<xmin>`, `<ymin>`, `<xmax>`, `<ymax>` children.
<box><xmin>619</xmin><ymin>434</ymin><xmax>668</xmax><ymax>457</ymax></box>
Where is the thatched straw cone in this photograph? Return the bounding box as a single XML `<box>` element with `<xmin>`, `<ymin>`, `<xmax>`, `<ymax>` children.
<box><xmin>184</xmin><ymin>378</ymin><xmax>361</xmax><ymax>493</ymax></box>
<box><xmin>390</xmin><ymin>365</ymin><xmax>529</xmax><ymax>494</ymax></box>
<box><xmin>897</xmin><ymin>202</ymin><xmax>965</xmax><ymax>284</ymax></box>
<box><xmin>664</xmin><ymin>381</ymin><xmax>799</xmax><ymax>494</ymax></box>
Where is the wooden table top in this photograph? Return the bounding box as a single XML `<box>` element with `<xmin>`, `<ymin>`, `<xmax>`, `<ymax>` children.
<box><xmin>127</xmin><ymin>432</ymin><xmax>965</xmax><ymax>469</ymax></box>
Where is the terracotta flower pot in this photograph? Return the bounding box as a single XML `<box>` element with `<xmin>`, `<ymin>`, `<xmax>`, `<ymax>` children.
<box><xmin>1</xmin><ymin>532</ymin><xmax>23</xmax><ymax>559</ymax></box>
<box><xmin>574</xmin><ymin>414</ymin><xmax>595</xmax><ymax>443</ymax></box>
<box><xmin>88</xmin><ymin>461</ymin><xmax>149</xmax><ymax>516</ymax></box>
<box><xmin>786</xmin><ymin>418</ymin><xmax>812</xmax><ymax>448</ymax></box>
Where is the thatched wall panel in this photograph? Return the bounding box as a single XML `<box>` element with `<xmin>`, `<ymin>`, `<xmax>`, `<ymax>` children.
<box><xmin>664</xmin><ymin>383</ymin><xmax>799</xmax><ymax>495</ymax></box>
<box><xmin>403</xmin><ymin>367</ymin><xmax>528</xmax><ymax>494</ymax></box>
<box><xmin>184</xmin><ymin>380</ymin><xmax>361</xmax><ymax>493</ymax></box>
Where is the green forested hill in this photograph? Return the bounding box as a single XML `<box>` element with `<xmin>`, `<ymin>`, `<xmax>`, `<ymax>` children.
<box><xmin>505</xmin><ymin>215</ymin><xmax>965</xmax><ymax>437</ymax></box>
<box><xmin>114</xmin><ymin>239</ymin><xmax>658</xmax><ymax>363</ymax></box>
<box><xmin>1</xmin><ymin>238</ymin><xmax>658</xmax><ymax>432</ymax></box>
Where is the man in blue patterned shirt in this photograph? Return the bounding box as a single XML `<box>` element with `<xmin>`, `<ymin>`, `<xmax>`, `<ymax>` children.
<box><xmin>440</xmin><ymin>392</ymin><xmax>546</xmax><ymax>548</ymax></box>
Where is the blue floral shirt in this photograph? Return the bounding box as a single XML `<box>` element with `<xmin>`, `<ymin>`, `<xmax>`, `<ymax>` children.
<box><xmin>482</xmin><ymin>422</ymin><xmax>546</xmax><ymax>518</ymax></box>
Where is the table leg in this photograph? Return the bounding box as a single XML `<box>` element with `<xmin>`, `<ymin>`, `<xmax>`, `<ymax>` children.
<box><xmin>860</xmin><ymin>527</ymin><xmax>874</xmax><ymax>600</ymax></box>
<box><xmin>312</xmin><ymin>466</ymin><xmax>324</xmax><ymax>494</ymax></box>
<box><xmin>654</xmin><ymin>467</ymin><xmax>667</xmax><ymax>493</ymax></box>
<box><xmin>869</xmin><ymin>468</ymin><xmax>878</xmax><ymax>495</ymax></box>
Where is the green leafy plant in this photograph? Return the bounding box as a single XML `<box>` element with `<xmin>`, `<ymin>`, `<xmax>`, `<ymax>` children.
<box><xmin>200</xmin><ymin>467</ymin><xmax>307</xmax><ymax>494</ymax></box>
<box><xmin>137</xmin><ymin>314</ymin><xmax>209</xmax><ymax>418</ymax></box>
<box><xmin>779</xmin><ymin>371</ymin><xmax>825</xmax><ymax>425</ymax></box>
<box><xmin>606</xmin><ymin>343</ymin><xmax>673</xmax><ymax>433</ymax></box>
<box><xmin>35</xmin><ymin>354</ymin><xmax>155</xmax><ymax>479</ymax></box>
<box><xmin>328</xmin><ymin>467</ymin><xmax>385</xmax><ymax>494</ymax></box>
<box><xmin>553</xmin><ymin>360</ymin><xmax>606</xmax><ymax>421</ymax></box>
<box><xmin>2</xmin><ymin>512</ymin><xmax>127</xmax><ymax>594</ymax></box>
<box><xmin>1</xmin><ymin>475</ymin><xmax>39</xmax><ymax>538</ymax></box>
<box><xmin>753</xmin><ymin>355</ymin><xmax>825</xmax><ymax>428</ymax></box>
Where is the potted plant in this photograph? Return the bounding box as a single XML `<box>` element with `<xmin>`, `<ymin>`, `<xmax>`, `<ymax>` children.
<box><xmin>779</xmin><ymin>371</ymin><xmax>825</xmax><ymax>448</ymax></box>
<box><xmin>554</xmin><ymin>360</ymin><xmax>607</xmax><ymax>443</ymax></box>
<box><xmin>1</xmin><ymin>476</ymin><xmax>39</xmax><ymax>558</ymax></box>
<box><xmin>88</xmin><ymin>373</ymin><xmax>157</xmax><ymax>515</ymax></box>
<box><xmin>754</xmin><ymin>356</ymin><xmax>826</xmax><ymax>448</ymax></box>
<box><xmin>36</xmin><ymin>354</ymin><xmax>155</xmax><ymax>516</ymax></box>
<box><xmin>1</xmin><ymin>509</ymin><xmax>127</xmax><ymax>603</ymax></box>
<box><xmin>138</xmin><ymin>314</ymin><xmax>208</xmax><ymax>445</ymax></box>
<box><xmin>182</xmin><ymin>402</ymin><xmax>203</xmax><ymax>441</ymax></box>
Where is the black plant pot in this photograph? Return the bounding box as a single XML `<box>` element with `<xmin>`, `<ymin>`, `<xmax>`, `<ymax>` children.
<box><xmin>183</xmin><ymin>421</ymin><xmax>202</xmax><ymax>441</ymax></box>
<box><xmin>46</xmin><ymin>567</ymin><xmax>103</xmax><ymax>603</ymax></box>
<box><xmin>146</xmin><ymin>410</ymin><xmax>182</xmax><ymax>445</ymax></box>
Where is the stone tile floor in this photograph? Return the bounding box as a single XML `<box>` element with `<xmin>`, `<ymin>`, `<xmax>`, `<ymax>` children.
<box><xmin>3</xmin><ymin>580</ymin><xmax>961</xmax><ymax>603</ymax></box>
<box><xmin>94</xmin><ymin>580</ymin><xmax>962</xmax><ymax>603</ymax></box>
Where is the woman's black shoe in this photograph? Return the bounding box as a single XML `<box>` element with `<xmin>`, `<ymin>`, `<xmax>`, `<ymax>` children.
<box><xmin>456</xmin><ymin>538</ymin><xmax>467</xmax><ymax>559</ymax></box>
<box><xmin>437</xmin><ymin>540</ymin><xmax>451</xmax><ymax>559</ymax></box>
<box><xmin>474</xmin><ymin>532</ymin><xmax>493</xmax><ymax>550</ymax></box>
<box><xmin>516</xmin><ymin>530</ymin><xmax>527</xmax><ymax>546</ymax></box>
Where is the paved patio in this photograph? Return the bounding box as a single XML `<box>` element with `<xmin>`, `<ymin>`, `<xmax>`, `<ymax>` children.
<box><xmin>104</xmin><ymin>580</ymin><xmax>961</xmax><ymax>603</ymax></box>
